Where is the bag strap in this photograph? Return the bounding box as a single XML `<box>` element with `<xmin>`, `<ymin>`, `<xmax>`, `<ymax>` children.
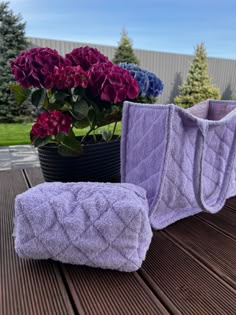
<box><xmin>199</xmin><ymin>123</ymin><xmax>236</xmax><ymax>213</ymax></box>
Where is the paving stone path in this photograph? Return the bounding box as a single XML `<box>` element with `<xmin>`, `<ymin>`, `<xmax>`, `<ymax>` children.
<box><xmin>0</xmin><ymin>145</ymin><xmax>40</xmax><ymax>171</ymax></box>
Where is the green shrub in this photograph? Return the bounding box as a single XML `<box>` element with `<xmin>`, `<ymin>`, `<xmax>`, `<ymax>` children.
<box><xmin>174</xmin><ymin>43</ymin><xmax>221</xmax><ymax>108</ymax></box>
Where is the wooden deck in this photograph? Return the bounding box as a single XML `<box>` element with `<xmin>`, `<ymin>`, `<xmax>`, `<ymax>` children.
<box><xmin>0</xmin><ymin>168</ymin><xmax>236</xmax><ymax>315</ymax></box>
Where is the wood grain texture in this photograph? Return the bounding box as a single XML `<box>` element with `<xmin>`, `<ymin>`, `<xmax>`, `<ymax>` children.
<box><xmin>23</xmin><ymin>167</ymin><xmax>236</xmax><ymax>315</ymax></box>
<box><xmin>165</xmin><ymin>215</ymin><xmax>236</xmax><ymax>288</ymax></box>
<box><xmin>141</xmin><ymin>232</ymin><xmax>236</xmax><ymax>315</ymax></box>
<box><xmin>24</xmin><ymin>167</ymin><xmax>169</xmax><ymax>315</ymax></box>
<box><xmin>198</xmin><ymin>205</ymin><xmax>236</xmax><ymax>240</ymax></box>
<box><xmin>0</xmin><ymin>170</ymin><xmax>74</xmax><ymax>315</ymax></box>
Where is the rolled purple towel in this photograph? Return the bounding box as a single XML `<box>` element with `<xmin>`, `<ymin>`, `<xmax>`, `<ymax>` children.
<box><xmin>14</xmin><ymin>182</ymin><xmax>152</xmax><ymax>272</ymax></box>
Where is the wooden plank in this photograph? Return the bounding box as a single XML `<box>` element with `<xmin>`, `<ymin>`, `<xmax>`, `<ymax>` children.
<box><xmin>141</xmin><ymin>232</ymin><xmax>236</xmax><ymax>315</ymax></box>
<box><xmin>62</xmin><ymin>265</ymin><xmax>169</xmax><ymax>315</ymax></box>
<box><xmin>226</xmin><ymin>197</ymin><xmax>236</xmax><ymax>210</ymax></box>
<box><xmin>0</xmin><ymin>170</ymin><xmax>74</xmax><ymax>315</ymax></box>
<box><xmin>24</xmin><ymin>168</ymin><xmax>171</xmax><ymax>315</ymax></box>
<box><xmin>24</xmin><ymin>167</ymin><xmax>44</xmax><ymax>187</ymax></box>
<box><xmin>198</xmin><ymin>204</ymin><xmax>236</xmax><ymax>240</ymax></box>
<box><xmin>164</xmin><ymin>216</ymin><xmax>236</xmax><ymax>288</ymax></box>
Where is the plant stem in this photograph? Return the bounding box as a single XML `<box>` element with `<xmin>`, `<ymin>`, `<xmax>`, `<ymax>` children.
<box><xmin>69</xmin><ymin>110</ymin><xmax>78</xmax><ymax>120</ymax></box>
<box><xmin>92</xmin><ymin>131</ymin><xmax>97</xmax><ymax>143</ymax></box>
<box><xmin>111</xmin><ymin>121</ymin><xmax>117</xmax><ymax>139</ymax></box>
<box><xmin>81</xmin><ymin>128</ymin><xmax>94</xmax><ymax>143</ymax></box>
<box><xmin>81</xmin><ymin>126</ymin><xmax>98</xmax><ymax>144</ymax></box>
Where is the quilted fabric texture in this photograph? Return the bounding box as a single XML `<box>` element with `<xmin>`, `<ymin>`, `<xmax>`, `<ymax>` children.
<box><xmin>121</xmin><ymin>100</ymin><xmax>236</xmax><ymax>230</ymax></box>
<box><xmin>14</xmin><ymin>182</ymin><xmax>152</xmax><ymax>272</ymax></box>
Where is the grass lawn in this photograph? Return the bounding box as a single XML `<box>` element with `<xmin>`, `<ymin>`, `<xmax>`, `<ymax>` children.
<box><xmin>0</xmin><ymin>122</ymin><xmax>121</xmax><ymax>146</ymax></box>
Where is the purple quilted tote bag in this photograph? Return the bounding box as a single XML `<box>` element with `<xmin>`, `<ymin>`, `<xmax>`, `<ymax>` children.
<box><xmin>121</xmin><ymin>100</ymin><xmax>236</xmax><ymax>229</ymax></box>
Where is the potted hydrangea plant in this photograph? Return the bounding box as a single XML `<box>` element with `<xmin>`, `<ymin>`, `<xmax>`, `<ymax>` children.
<box><xmin>10</xmin><ymin>46</ymin><xmax>163</xmax><ymax>182</ymax></box>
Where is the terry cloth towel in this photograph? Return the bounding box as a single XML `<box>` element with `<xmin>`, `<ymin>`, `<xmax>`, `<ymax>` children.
<box><xmin>14</xmin><ymin>182</ymin><xmax>152</xmax><ymax>272</ymax></box>
<box><xmin>121</xmin><ymin>100</ymin><xmax>236</xmax><ymax>230</ymax></box>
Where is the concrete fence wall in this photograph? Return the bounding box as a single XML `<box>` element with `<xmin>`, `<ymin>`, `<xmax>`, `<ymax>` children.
<box><xmin>28</xmin><ymin>37</ymin><xmax>236</xmax><ymax>104</ymax></box>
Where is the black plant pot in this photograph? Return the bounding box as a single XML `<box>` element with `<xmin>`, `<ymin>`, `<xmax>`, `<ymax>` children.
<box><xmin>38</xmin><ymin>137</ymin><xmax>121</xmax><ymax>183</ymax></box>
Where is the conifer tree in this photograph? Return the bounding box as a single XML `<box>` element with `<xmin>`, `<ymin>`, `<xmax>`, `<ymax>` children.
<box><xmin>0</xmin><ymin>1</ymin><xmax>29</xmax><ymax>121</ymax></box>
<box><xmin>174</xmin><ymin>43</ymin><xmax>220</xmax><ymax>108</ymax></box>
<box><xmin>112</xmin><ymin>28</ymin><xmax>140</xmax><ymax>65</ymax></box>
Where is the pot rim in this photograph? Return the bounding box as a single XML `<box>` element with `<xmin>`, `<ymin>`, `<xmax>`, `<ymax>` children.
<box><xmin>38</xmin><ymin>135</ymin><xmax>120</xmax><ymax>149</ymax></box>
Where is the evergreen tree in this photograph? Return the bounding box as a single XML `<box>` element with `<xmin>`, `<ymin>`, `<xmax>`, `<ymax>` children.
<box><xmin>112</xmin><ymin>28</ymin><xmax>140</xmax><ymax>65</ymax></box>
<box><xmin>174</xmin><ymin>43</ymin><xmax>221</xmax><ymax>108</ymax></box>
<box><xmin>0</xmin><ymin>1</ymin><xmax>29</xmax><ymax>121</ymax></box>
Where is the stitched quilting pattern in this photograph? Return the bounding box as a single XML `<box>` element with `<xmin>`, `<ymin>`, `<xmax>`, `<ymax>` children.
<box><xmin>121</xmin><ymin>101</ymin><xmax>236</xmax><ymax>229</ymax></box>
<box><xmin>124</xmin><ymin>105</ymin><xmax>169</xmax><ymax>208</ymax></box>
<box><xmin>201</xmin><ymin>120</ymin><xmax>236</xmax><ymax>210</ymax></box>
<box><xmin>14</xmin><ymin>182</ymin><xmax>152</xmax><ymax>272</ymax></box>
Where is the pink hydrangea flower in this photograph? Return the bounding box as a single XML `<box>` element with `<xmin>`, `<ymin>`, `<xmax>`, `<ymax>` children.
<box><xmin>65</xmin><ymin>46</ymin><xmax>110</xmax><ymax>71</ymax></box>
<box><xmin>87</xmin><ymin>63</ymin><xmax>139</xmax><ymax>103</ymax></box>
<box><xmin>31</xmin><ymin>110</ymin><xmax>72</xmax><ymax>138</ymax></box>
<box><xmin>11</xmin><ymin>48</ymin><xmax>65</xmax><ymax>88</ymax></box>
<box><xmin>52</xmin><ymin>65</ymin><xmax>88</xmax><ymax>89</ymax></box>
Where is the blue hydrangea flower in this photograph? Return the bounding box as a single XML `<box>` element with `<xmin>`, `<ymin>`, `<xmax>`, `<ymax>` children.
<box><xmin>119</xmin><ymin>63</ymin><xmax>164</xmax><ymax>97</ymax></box>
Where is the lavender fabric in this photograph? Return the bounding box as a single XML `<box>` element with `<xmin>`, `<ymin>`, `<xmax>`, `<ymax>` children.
<box><xmin>14</xmin><ymin>182</ymin><xmax>152</xmax><ymax>272</ymax></box>
<box><xmin>121</xmin><ymin>100</ymin><xmax>236</xmax><ymax>229</ymax></box>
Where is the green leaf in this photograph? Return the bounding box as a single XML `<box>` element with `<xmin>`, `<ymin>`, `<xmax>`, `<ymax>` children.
<box><xmin>101</xmin><ymin>129</ymin><xmax>113</xmax><ymax>142</ymax></box>
<box><xmin>73</xmin><ymin>86</ymin><xmax>84</xmax><ymax>96</ymax></box>
<box><xmin>68</xmin><ymin>128</ymin><xmax>76</xmax><ymax>138</ymax></box>
<box><xmin>111</xmin><ymin>105</ymin><xmax>121</xmax><ymax>113</ymax></box>
<box><xmin>55</xmin><ymin>129</ymin><xmax>75</xmax><ymax>142</ymax></box>
<box><xmin>54</xmin><ymin>90</ymin><xmax>70</xmax><ymax>104</ymax></box>
<box><xmin>58</xmin><ymin>136</ymin><xmax>82</xmax><ymax>156</ymax></box>
<box><xmin>57</xmin><ymin>144</ymin><xmax>82</xmax><ymax>157</ymax></box>
<box><xmin>61</xmin><ymin>102</ymin><xmax>72</xmax><ymax>111</ymax></box>
<box><xmin>10</xmin><ymin>83</ymin><xmax>31</xmax><ymax>105</ymax></box>
<box><xmin>48</xmin><ymin>90</ymin><xmax>70</xmax><ymax>108</ymax></box>
<box><xmin>49</xmin><ymin>93</ymin><xmax>56</xmax><ymax>104</ymax></box>
<box><xmin>88</xmin><ymin>109</ymin><xmax>96</xmax><ymax>128</ymax></box>
<box><xmin>92</xmin><ymin>102</ymin><xmax>103</xmax><ymax>121</ymax></box>
<box><xmin>42</xmin><ymin>94</ymin><xmax>50</xmax><ymax>109</ymax></box>
<box><xmin>32</xmin><ymin>136</ymin><xmax>52</xmax><ymax>147</ymax></box>
<box><xmin>47</xmin><ymin>102</ymin><xmax>64</xmax><ymax>110</ymax></box>
<box><xmin>31</xmin><ymin>89</ymin><xmax>45</xmax><ymax>107</ymax></box>
<box><xmin>55</xmin><ymin>132</ymin><xmax>66</xmax><ymax>142</ymax></box>
<box><xmin>73</xmin><ymin>118</ymin><xmax>89</xmax><ymax>129</ymax></box>
<box><xmin>72</xmin><ymin>94</ymin><xmax>81</xmax><ymax>102</ymax></box>
<box><xmin>73</xmin><ymin>99</ymin><xmax>89</xmax><ymax>117</ymax></box>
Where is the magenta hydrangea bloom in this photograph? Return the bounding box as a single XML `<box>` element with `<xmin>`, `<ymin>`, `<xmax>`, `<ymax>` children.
<box><xmin>51</xmin><ymin>65</ymin><xmax>88</xmax><ymax>90</ymax></box>
<box><xmin>87</xmin><ymin>63</ymin><xmax>139</xmax><ymax>103</ymax></box>
<box><xmin>31</xmin><ymin>110</ymin><xmax>72</xmax><ymax>138</ymax></box>
<box><xmin>11</xmin><ymin>48</ymin><xmax>65</xmax><ymax>88</ymax></box>
<box><xmin>65</xmin><ymin>46</ymin><xmax>110</xmax><ymax>71</ymax></box>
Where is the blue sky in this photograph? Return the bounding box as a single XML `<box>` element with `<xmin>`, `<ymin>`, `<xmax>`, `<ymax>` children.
<box><xmin>8</xmin><ymin>0</ymin><xmax>236</xmax><ymax>59</ymax></box>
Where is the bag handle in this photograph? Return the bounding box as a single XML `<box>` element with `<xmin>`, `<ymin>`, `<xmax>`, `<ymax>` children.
<box><xmin>199</xmin><ymin>124</ymin><xmax>236</xmax><ymax>213</ymax></box>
